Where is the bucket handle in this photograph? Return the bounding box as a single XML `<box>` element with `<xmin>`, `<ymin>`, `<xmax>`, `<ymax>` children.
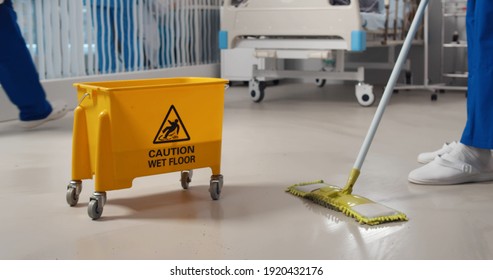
<box><xmin>78</xmin><ymin>92</ymin><xmax>90</xmax><ymax>106</ymax></box>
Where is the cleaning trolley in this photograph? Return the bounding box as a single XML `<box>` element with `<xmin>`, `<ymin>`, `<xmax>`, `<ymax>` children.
<box><xmin>65</xmin><ymin>77</ymin><xmax>228</xmax><ymax>219</ymax></box>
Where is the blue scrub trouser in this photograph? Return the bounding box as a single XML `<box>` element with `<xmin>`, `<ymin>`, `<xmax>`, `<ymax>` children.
<box><xmin>0</xmin><ymin>0</ymin><xmax>52</xmax><ymax>121</ymax></box>
<box><xmin>460</xmin><ymin>0</ymin><xmax>493</xmax><ymax>149</ymax></box>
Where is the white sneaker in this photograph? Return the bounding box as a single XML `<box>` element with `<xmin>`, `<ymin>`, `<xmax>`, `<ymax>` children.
<box><xmin>20</xmin><ymin>101</ymin><xmax>69</xmax><ymax>129</ymax></box>
<box><xmin>417</xmin><ymin>141</ymin><xmax>457</xmax><ymax>164</ymax></box>
<box><xmin>409</xmin><ymin>143</ymin><xmax>493</xmax><ymax>185</ymax></box>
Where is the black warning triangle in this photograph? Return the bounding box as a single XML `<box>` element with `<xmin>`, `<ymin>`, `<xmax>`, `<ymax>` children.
<box><xmin>153</xmin><ymin>105</ymin><xmax>191</xmax><ymax>144</ymax></box>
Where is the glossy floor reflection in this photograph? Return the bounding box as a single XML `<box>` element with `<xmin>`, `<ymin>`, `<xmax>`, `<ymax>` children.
<box><xmin>1</xmin><ymin>81</ymin><xmax>491</xmax><ymax>259</ymax></box>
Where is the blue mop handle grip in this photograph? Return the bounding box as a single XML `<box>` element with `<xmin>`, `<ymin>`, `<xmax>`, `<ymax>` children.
<box><xmin>353</xmin><ymin>0</ymin><xmax>430</xmax><ymax>170</ymax></box>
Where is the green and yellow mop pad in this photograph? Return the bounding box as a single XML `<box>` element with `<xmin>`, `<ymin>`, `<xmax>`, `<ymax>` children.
<box><xmin>287</xmin><ymin>0</ymin><xmax>429</xmax><ymax>226</ymax></box>
<box><xmin>287</xmin><ymin>170</ymin><xmax>407</xmax><ymax>226</ymax></box>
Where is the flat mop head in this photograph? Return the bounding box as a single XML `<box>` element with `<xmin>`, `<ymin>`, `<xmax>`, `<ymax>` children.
<box><xmin>287</xmin><ymin>180</ymin><xmax>408</xmax><ymax>226</ymax></box>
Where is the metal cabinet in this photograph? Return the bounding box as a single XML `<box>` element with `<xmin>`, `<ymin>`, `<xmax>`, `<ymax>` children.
<box><xmin>438</xmin><ymin>0</ymin><xmax>467</xmax><ymax>92</ymax></box>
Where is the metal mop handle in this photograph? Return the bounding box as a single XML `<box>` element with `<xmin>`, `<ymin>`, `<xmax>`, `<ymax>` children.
<box><xmin>344</xmin><ymin>0</ymin><xmax>430</xmax><ymax>193</ymax></box>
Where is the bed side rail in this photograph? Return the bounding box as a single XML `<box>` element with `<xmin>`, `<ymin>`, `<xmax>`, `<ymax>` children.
<box><xmin>220</xmin><ymin>0</ymin><xmax>365</xmax><ymax>51</ymax></box>
<box><xmin>380</xmin><ymin>0</ymin><xmax>423</xmax><ymax>45</ymax></box>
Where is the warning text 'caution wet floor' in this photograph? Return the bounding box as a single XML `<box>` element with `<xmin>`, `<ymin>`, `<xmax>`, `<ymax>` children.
<box><xmin>149</xmin><ymin>105</ymin><xmax>195</xmax><ymax>168</ymax></box>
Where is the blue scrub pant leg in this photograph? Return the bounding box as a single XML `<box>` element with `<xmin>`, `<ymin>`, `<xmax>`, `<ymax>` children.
<box><xmin>0</xmin><ymin>0</ymin><xmax>52</xmax><ymax>121</ymax></box>
<box><xmin>460</xmin><ymin>0</ymin><xmax>493</xmax><ymax>149</ymax></box>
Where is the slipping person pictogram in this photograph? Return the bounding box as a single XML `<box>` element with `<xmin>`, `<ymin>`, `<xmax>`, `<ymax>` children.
<box><xmin>162</xmin><ymin>119</ymin><xmax>180</xmax><ymax>140</ymax></box>
<box><xmin>153</xmin><ymin>105</ymin><xmax>190</xmax><ymax>144</ymax></box>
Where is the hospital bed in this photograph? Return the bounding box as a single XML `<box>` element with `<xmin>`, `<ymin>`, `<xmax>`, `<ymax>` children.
<box><xmin>219</xmin><ymin>0</ymin><xmax>423</xmax><ymax>106</ymax></box>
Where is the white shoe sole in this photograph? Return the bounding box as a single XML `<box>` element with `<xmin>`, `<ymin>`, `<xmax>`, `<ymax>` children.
<box><xmin>408</xmin><ymin>172</ymin><xmax>493</xmax><ymax>185</ymax></box>
<box><xmin>20</xmin><ymin>104</ymin><xmax>69</xmax><ymax>129</ymax></box>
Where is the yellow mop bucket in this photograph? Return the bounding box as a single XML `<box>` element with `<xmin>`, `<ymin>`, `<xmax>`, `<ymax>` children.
<box><xmin>65</xmin><ymin>77</ymin><xmax>228</xmax><ymax>219</ymax></box>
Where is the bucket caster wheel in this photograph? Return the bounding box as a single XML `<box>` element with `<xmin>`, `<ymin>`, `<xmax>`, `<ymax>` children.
<box><xmin>88</xmin><ymin>192</ymin><xmax>106</xmax><ymax>220</ymax></box>
<box><xmin>180</xmin><ymin>170</ymin><xmax>193</xmax><ymax>189</ymax></box>
<box><xmin>66</xmin><ymin>180</ymin><xmax>82</xmax><ymax>207</ymax></box>
<box><xmin>209</xmin><ymin>174</ymin><xmax>224</xmax><ymax>200</ymax></box>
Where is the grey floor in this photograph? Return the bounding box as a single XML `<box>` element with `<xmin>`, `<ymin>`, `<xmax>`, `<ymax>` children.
<box><xmin>1</xmin><ymin>81</ymin><xmax>491</xmax><ymax>260</ymax></box>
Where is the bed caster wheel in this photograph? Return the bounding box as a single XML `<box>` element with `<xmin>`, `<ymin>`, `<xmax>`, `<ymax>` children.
<box><xmin>405</xmin><ymin>71</ymin><xmax>413</xmax><ymax>85</ymax></box>
<box><xmin>357</xmin><ymin>93</ymin><xmax>375</xmax><ymax>107</ymax></box>
<box><xmin>315</xmin><ymin>78</ymin><xmax>326</xmax><ymax>87</ymax></box>
<box><xmin>180</xmin><ymin>170</ymin><xmax>193</xmax><ymax>189</ymax></box>
<box><xmin>66</xmin><ymin>180</ymin><xmax>82</xmax><ymax>207</ymax></box>
<box><xmin>355</xmin><ymin>83</ymin><xmax>375</xmax><ymax>107</ymax></box>
<box><xmin>315</xmin><ymin>67</ymin><xmax>326</xmax><ymax>87</ymax></box>
<box><xmin>209</xmin><ymin>175</ymin><xmax>223</xmax><ymax>200</ymax></box>
<box><xmin>249</xmin><ymin>79</ymin><xmax>265</xmax><ymax>103</ymax></box>
<box><xmin>88</xmin><ymin>192</ymin><xmax>106</xmax><ymax>220</ymax></box>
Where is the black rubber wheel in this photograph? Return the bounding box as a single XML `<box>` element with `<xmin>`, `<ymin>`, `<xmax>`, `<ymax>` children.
<box><xmin>251</xmin><ymin>81</ymin><xmax>266</xmax><ymax>103</ymax></box>
<box><xmin>88</xmin><ymin>199</ymin><xmax>103</xmax><ymax>220</ymax></box>
<box><xmin>66</xmin><ymin>187</ymin><xmax>79</xmax><ymax>207</ymax></box>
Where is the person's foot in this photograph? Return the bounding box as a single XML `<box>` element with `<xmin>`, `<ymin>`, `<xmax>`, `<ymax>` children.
<box><xmin>417</xmin><ymin>141</ymin><xmax>457</xmax><ymax>164</ymax></box>
<box><xmin>20</xmin><ymin>101</ymin><xmax>69</xmax><ymax>129</ymax></box>
<box><xmin>409</xmin><ymin>143</ymin><xmax>493</xmax><ymax>185</ymax></box>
